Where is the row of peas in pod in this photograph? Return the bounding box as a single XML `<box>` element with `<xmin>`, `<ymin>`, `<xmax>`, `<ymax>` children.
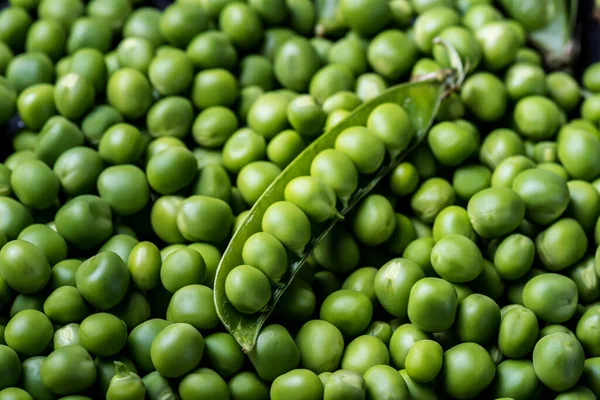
<box><xmin>0</xmin><ymin>0</ymin><xmax>598</xmax><ymax>399</ymax></box>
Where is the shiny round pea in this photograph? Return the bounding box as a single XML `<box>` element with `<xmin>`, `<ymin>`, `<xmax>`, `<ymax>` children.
<box><xmin>226</xmin><ymin>265</ymin><xmax>271</xmax><ymax>315</ymax></box>
<box><xmin>341</xmin><ymin>266</ymin><xmax>378</xmax><ymax>306</ymax></box>
<box><xmin>151</xmin><ymin>323</ymin><xmax>205</xmax><ymax>378</ymax></box>
<box><xmin>53</xmin><ymin>72</ymin><xmax>95</xmax><ymax>120</ymax></box>
<box><xmin>522</xmin><ymin>273</ymin><xmax>578</xmax><ymax>323</ymax></box>
<box><xmin>53</xmin><ymin>323</ymin><xmax>81</xmax><ymax>349</ymax></box>
<box><xmin>355</xmin><ymin>72</ymin><xmax>387</xmax><ymax>102</ymax></box>
<box><xmin>6</xmin><ymin>52</ymin><xmax>54</xmax><ymax>93</ymax></box>
<box><xmin>504</xmin><ymin>63</ymin><xmax>546</xmax><ymax>102</ymax></box>
<box><xmin>247</xmin><ymin>91</ymin><xmax>293</xmax><ymax>139</ymax></box>
<box><xmin>98</xmin><ymin>123</ymin><xmax>144</xmax><ymax>165</ymax></box>
<box><xmin>242</xmin><ymin>232</ymin><xmax>287</xmax><ymax>282</ymax></box>
<box><xmin>576</xmin><ymin>306</ymin><xmax>600</xmax><ymax>357</ymax></box>
<box><xmin>10</xmin><ymin>159</ymin><xmax>59</xmax><ymax>210</ymax></box>
<box><xmin>341</xmin><ymin>335</ymin><xmax>389</xmax><ymax>375</ymax></box>
<box><xmin>270</xmin><ymin>369</ymin><xmax>322</xmax><ymax>400</ymax></box>
<box><xmin>410</xmin><ymin>178</ymin><xmax>456</xmax><ymax>224</ymax></box>
<box><xmin>442</xmin><ymin>343</ymin><xmax>496</xmax><ymax>399</ymax></box>
<box><xmin>367</xmin><ymin>29</ymin><xmax>418</xmax><ymax>81</ymax></box>
<box><xmin>159</xmin><ymin>3</ymin><xmax>208</xmax><ymax>48</ymax></box>
<box><xmin>219</xmin><ymin>2</ymin><xmax>263</xmax><ymax>51</ymax></box>
<box><xmin>17</xmin><ymin>223</ymin><xmax>66</xmax><ymax>266</ymax></box>
<box><xmin>202</xmin><ymin>332</ymin><xmax>245</xmax><ymax>378</ymax></box>
<box><xmin>433</xmin><ymin>25</ymin><xmax>482</xmax><ymax>69</ymax></box>
<box><xmin>335</xmin><ymin>126</ymin><xmax>386</xmax><ymax>174</ymax></box>
<box><xmin>53</xmin><ymin>147</ymin><xmax>103</xmax><ymax>196</ymax></box>
<box><xmin>97</xmin><ymin>165</ymin><xmax>149</xmax><ymax>216</ymax></box>
<box><xmin>413</xmin><ymin>7</ymin><xmax>460</xmax><ymax>54</ymax></box>
<box><xmin>310</xmin><ymin>149</ymin><xmax>358</xmax><ymax>203</ymax></box>
<box><xmin>533</xmin><ymin>333</ymin><xmax>585</xmax><ymax>392</ymax></box>
<box><xmin>43</xmin><ymin>285</ymin><xmax>88</xmax><ymax>324</ymax></box>
<box><xmin>287</xmin><ymin>95</ymin><xmax>326</xmax><ymax>140</ymax></box>
<box><xmin>494</xmin><ymin>233</ymin><xmax>534</xmax><ymax>280</ymax></box>
<box><xmin>146</xmin><ymin>147</ymin><xmax>197</xmax><ymax>195</ymax></box>
<box><xmin>491</xmin><ymin>359</ymin><xmax>539</xmax><ymax>400</ymax></box>
<box><xmin>514</xmin><ymin>95</ymin><xmax>562</xmax><ymax>140</ymax></box>
<box><xmin>81</xmin><ymin>105</ymin><xmax>123</xmax><ymax>145</ymax></box>
<box><xmin>323</xmin><ymin>369</ymin><xmax>365</xmax><ymax>400</ymax></box>
<box><xmin>431</xmin><ymin>234</ymin><xmax>483</xmax><ymax>283</ymax></box>
<box><xmin>408</xmin><ymin>277</ymin><xmax>458</xmax><ymax>332</ymax></box>
<box><xmin>432</xmin><ymin>205</ymin><xmax>476</xmax><ymax>242</ymax></box>
<box><xmin>352</xmin><ymin>194</ymin><xmax>396</xmax><ymax>247</ymax></box>
<box><xmin>79</xmin><ymin>313</ymin><xmax>127</xmax><ymax>357</ymax></box>
<box><xmin>567</xmin><ymin>180</ymin><xmax>600</xmax><ymax>233</ymax></box>
<box><xmin>40</xmin><ymin>345</ymin><xmax>96</xmax><ymax>396</ymax></box>
<box><xmin>148</xmin><ymin>48</ymin><xmax>194</xmax><ymax>97</ymax></box>
<box><xmin>309</xmin><ymin>64</ymin><xmax>355</xmax><ymax>104</ymax></box>
<box><xmin>498</xmin><ymin>306</ymin><xmax>538</xmax><ymax>358</ymax></box>
<box><xmin>454</xmin><ymin>293</ymin><xmax>500</xmax><ymax>346</ymax></box>
<box><xmin>167</xmin><ymin>284</ymin><xmax>218</xmax><ymax>331</ymax></box>
<box><xmin>404</xmin><ymin>339</ymin><xmax>443</xmax><ymax>384</ymax></box>
<box><xmin>467</xmin><ymin>187</ymin><xmax>525</xmax><ymax>238</ymax></box>
<box><xmin>146</xmin><ymin>97</ymin><xmax>193</xmax><ymax>139</ymax></box>
<box><xmin>0</xmin><ymin>6</ymin><xmax>32</xmax><ymax>51</ymax></box>
<box><xmin>320</xmin><ymin>290</ymin><xmax>373</xmax><ymax>338</ymax></box>
<box><xmin>322</xmin><ymin>91</ymin><xmax>362</xmax><ymax>115</ymax></box>
<box><xmin>374</xmin><ymin>258</ymin><xmax>425</xmax><ymax>318</ymax></box>
<box><xmin>160</xmin><ymin>248</ymin><xmax>207</xmax><ymax>293</ymax></box>
<box><xmin>367</xmin><ymin>103</ymin><xmax>414</xmax><ymax>156</ymax></box>
<box><xmin>17</xmin><ymin>83</ymin><xmax>57</xmax><ymax>131</ymax></box>
<box><xmin>0</xmin><ymin>78</ymin><xmax>17</xmax><ymax>126</ymax></box>
<box><xmin>558</xmin><ymin>128</ymin><xmax>600</xmax><ymax>182</ymax></box>
<box><xmin>150</xmin><ymin>196</ymin><xmax>185</xmax><ymax>244</ymax></box>
<box><xmin>491</xmin><ymin>155</ymin><xmax>535</xmax><ymax>189</ymax></box>
<box><xmin>267</xmin><ymin>129</ymin><xmax>305</xmax><ymax>169</ymax></box>
<box><xmin>363</xmin><ymin>364</ymin><xmax>409</xmax><ymax>400</ymax></box>
<box><xmin>273</xmin><ymin>37</ymin><xmax>320</xmax><ymax>93</ymax></box>
<box><xmin>222</xmin><ymin>128</ymin><xmax>266</xmax><ymax>174</ymax></box>
<box><xmin>107</xmin><ymin>68</ymin><xmax>152</xmax><ymax>119</ymax></box>
<box><xmin>192</xmin><ymin>106</ymin><xmax>238</xmax><ymax>148</ymax></box>
<box><xmin>178</xmin><ymin>367</ymin><xmax>230</xmax><ymax>400</ymax></box>
<box><xmin>479</xmin><ymin>128</ymin><xmax>525</xmax><ymax>169</ymax></box>
<box><xmin>390</xmin><ymin>162</ymin><xmax>420</xmax><ymax>197</ymax></box>
<box><xmin>233</xmin><ymin>159</ymin><xmax>278</xmax><ymax>204</ymax></box>
<box><xmin>4</xmin><ymin>309</ymin><xmax>53</xmax><ymax>356</ymax></box>
<box><xmin>536</xmin><ymin>218</ymin><xmax>588</xmax><ymax>272</ymax></box>
<box><xmin>295</xmin><ymin>319</ymin><xmax>344</xmax><ymax>374</ymax></box>
<box><xmin>388</xmin><ymin>323</ymin><xmax>431</xmax><ymax>370</ymax></box>
<box><xmin>228</xmin><ymin>371</ymin><xmax>270</xmax><ymax>400</ymax></box>
<box><xmin>0</xmin><ymin>240</ymin><xmax>51</xmax><ymax>294</ymax></box>
<box><xmin>261</xmin><ymin>201</ymin><xmax>311</xmax><ymax>253</ymax></box>
<box><xmin>248</xmin><ymin>324</ymin><xmax>300</xmax><ymax>382</ymax></box>
<box><xmin>75</xmin><ymin>251</ymin><xmax>129</xmax><ymax>310</ymax></box>
<box><xmin>461</xmin><ymin>72</ymin><xmax>507</xmax><ymax>122</ymax></box>
<box><xmin>546</xmin><ymin>72</ymin><xmax>581</xmax><ymax>112</ymax></box>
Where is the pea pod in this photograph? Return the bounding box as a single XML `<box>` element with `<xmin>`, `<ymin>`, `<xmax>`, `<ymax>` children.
<box><xmin>215</xmin><ymin>48</ymin><xmax>464</xmax><ymax>352</ymax></box>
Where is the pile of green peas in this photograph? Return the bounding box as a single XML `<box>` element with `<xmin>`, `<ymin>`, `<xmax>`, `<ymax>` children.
<box><xmin>0</xmin><ymin>0</ymin><xmax>599</xmax><ymax>398</ymax></box>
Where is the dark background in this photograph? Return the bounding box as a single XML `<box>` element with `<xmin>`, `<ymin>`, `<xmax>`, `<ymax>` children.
<box><xmin>1</xmin><ymin>0</ymin><xmax>600</xmax><ymax>160</ymax></box>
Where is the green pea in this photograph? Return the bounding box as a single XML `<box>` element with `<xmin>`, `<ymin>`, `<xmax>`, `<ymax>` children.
<box><xmin>6</xmin><ymin>52</ymin><xmax>54</xmax><ymax>94</ymax></box>
<box><xmin>42</xmin><ymin>286</ymin><xmax>87</xmax><ymax>325</ymax></box>
<box><xmin>327</xmin><ymin>39</ymin><xmax>366</xmax><ymax>77</ymax></box>
<box><xmin>270</xmin><ymin>369</ymin><xmax>322</xmax><ymax>400</ymax></box>
<box><xmin>24</xmin><ymin>18</ymin><xmax>64</xmax><ymax>61</ymax></box>
<box><xmin>582</xmin><ymin>95</ymin><xmax>600</xmax><ymax>124</ymax></box>
<box><xmin>566</xmin><ymin>180</ymin><xmax>600</xmax><ymax>233</ymax></box>
<box><xmin>431</xmin><ymin>234</ymin><xmax>483</xmax><ymax>283</ymax></box>
<box><xmin>350</xmin><ymin>194</ymin><xmax>395</xmax><ymax>247</ymax></box>
<box><xmin>267</xmin><ymin>129</ymin><xmax>305</xmax><ymax>169</ymax></box>
<box><xmin>310</xmin><ymin>149</ymin><xmax>358</xmax><ymax>204</ymax></box>
<box><xmin>320</xmin><ymin>290</ymin><xmax>373</xmax><ymax>338</ymax></box>
<box><xmin>498</xmin><ymin>306</ymin><xmax>538</xmax><ymax>358</ymax></box>
<box><xmin>10</xmin><ymin>159</ymin><xmax>59</xmax><ymax>210</ymax></box>
<box><xmin>4</xmin><ymin>309</ymin><xmax>53</xmax><ymax>356</ymax></box>
<box><xmin>274</xmin><ymin>37</ymin><xmax>321</xmax><ymax>93</ymax></box>
<box><xmin>41</xmin><ymin>345</ymin><xmax>96</xmax><ymax>395</ymax></box>
<box><xmin>122</xmin><ymin>7</ymin><xmax>163</xmax><ymax>47</ymax></box>
<box><xmin>390</xmin><ymin>162</ymin><xmax>420</xmax><ymax>197</ymax></box>
<box><xmin>287</xmin><ymin>95</ymin><xmax>326</xmax><ymax>139</ymax></box>
<box><xmin>81</xmin><ymin>105</ymin><xmax>123</xmax><ymax>146</ymax></box>
<box><xmin>159</xmin><ymin>3</ymin><xmax>208</xmax><ymax>48</ymax></box>
<box><xmin>249</xmin><ymin>324</ymin><xmax>300</xmax><ymax>382</ymax></box>
<box><xmin>432</xmin><ymin>205</ymin><xmax>475</xmax><ymax>242</ymax></box>
<box><xmin>146</xmin><ymin>147</ymin><xmax>197</xmax><ymax>195</ymax></box>
<box><xmin>225</xmin><ymin>265</ymin><xmax>271</xmax><ymax>314</ymax></box>
<box><xmin>442</xmin><ymin>343</ymin><xmax>496</xmax><ymax>399</ymax></box>
<box><xmin>86</xmin><ymin>0</ymin><xmax>132</xmax><ymax>32</ymax></box>
<box><xmin>467</xmin><ymin>187</ymin><xmax>525</xmax><ymax>238</ymax></box>
<box><xmin>0</xmin><ymin>6</ymin><xmax>32</xmax><ymax>51</ymax></box>
<box><xmin>52</xmin><ymin>147</ymin><xmax>102</xmax><ymax>196</ymax></box>
<box><xmin>79</xmin><ymin>313</ymin><xmax>127</xmax><ymax>357</ymax></box>
<box><xmin>21</xmin><ymin>356</ymin><xmax>55</xmax><ymax>400</ymax></box>
<box><xmin>408</xmin><ymin>277</ymin><xmax>458</xmax><ymax>332</ymax></box>
<box><xmin>479</xmin><ymin>129</ymin><xmax>525</xmax><ymax>169</ymax></box>
<box><xmin>228</xmin><ymin>371</ymin><xmax>269</xmax><ymax>400</ymax></box>
<box><xmin>355</xmin><ymin>73</ymin><xmax>387</xmax><ymax>102</ymax></box>
<box><xmin>533</xmin><ymin>333</ymin><xmax>585</xmax><ymax>392</ymax></box>
<box><xmin>161</xmin><ymin>248</ymin><xmax>207</xmax><ymax>293</ymax></box>
<box><xmin>323</xmin><ymin>369</ymin><xmax>365</xmax><ymax>400</ymax></box>
<box><xmin>241</xmin><ymin>232</ymin><xmax>287</xmax><ymax>282</ymax></box>
<box><xmin>373</xmin><ymin>258</ymin><xmax>424</xmax><ymax>318</ymax></box>
<box><xmin>341</xmin><ymin>335</ymin><xmax>390</xmax><ymax>375</ymax></box>
<box><xmin>367</xmin><ymin>29</ymin><xmax>418</xmax><ymax>81</ymax></box>
<box><xmin>366</xmin><ymin>103</ymin><xmax>414</xmax><ymax>156</ymax></box>
<box><xmin>239</xmin><ymin>55</ymin><xmax>275</xmax><ymax>91</ymax></box>
<box><xmin>558</xmin><ymin>128</ymin><xmax>600</xmax><ymax>181</ymax></box>
<box><xmin>106</xmin><ymin>68</ymin><xmax>152</xmax><ymax>119</ymax></box>
<box><xmin>284</xmin><ymin>176</ymin><xmax>338</xmax><ymax>224</ymax></box>
<box><xmin>261</xmin><ymin>201</ymin><xmax>311</xmax><ymax>254</ymax></box>
<box><xmin>341</xmin><ymin>267</ymin><xmax>378</xmax><ymax>306</ymax></box>
<box><xmin>97</xmin><ymin>165</ymin><xmax>149</xmax><ymax>216</ymax></box>
<box><xmin>66</xmin><ymin>16</ymin><xmax>112</xmax><ymax>54</ymax></box>
<box><xmin>295</xmin><ymin>319</ymin><xmax>344</xmax><ymax>374</ymax></box>
<box><xmin>363</xmin><ymin>321</ymin><xmax>393</xmax><ymax>346</ymax></box>
<box><xmin>142</xmin><ymin>371</ymin><xmax>177</xmax><ymax>400</ymax></box>
<box><xmin>146</xmin><ymin>97</ymin><xmax>193</xmax><ymax>139</ymax></box>
<box><xmin>576</xmin><ymin>306</ymin><xmax>600</xmax><ymax>357</ymax></box>
<box><xmin>461</xmin><ymin>72</ymin><xmax>507</xmax><ymax>122</ymax></box>
<box><xmin>309</xmin><ymin>64</ymin><xmax>355</xmax><ymax>104</ymax></box>
<box><xmin>201</xmin><ymin>332</ymin><xmax>244</xmax><ymax>379</ymax></box>
<box><xmin>455</xmin><ymin>293</ymin><xmax>501</xmax><ymax>347</ymax></box>
<box><xmin>186</xmin><ymin>30</ymin><xmax>238</xmax><ymax>70</ymax></box>
<box><xmin>545</xmin><ymin>72</ymin><xmax>581</xmax><ymax>112</ymax></box>
<box><xmin>0</xmin><ymin>240</ymin><xmax>50</xmax><ymax>294</ymax></box>
<box><xmin>150</xmin><ymin>323</ymin><xmax>205</xmax><ymax>378</ymax></box>
<box><xmin>16</xmin><ymin>83</ymin><xmax>56</xmax><ymax>131</ymax></box>
<box><xmin>149</xmin><ymin>196</ymin><xmax>184</xmax><ymax>244</ymax></box>
<box><xmin>521</xmin><ymin>273</ymin><xmax>578</xmax><ymax>324</ymax></box>
<box><xmin>410</xmin><ymin>178</ymin><xmax>456</xmax><ymax>224</ymax></box>
<box><xmin>569</xmin><ymin>256</ymin><xmax>600</xmax><ymax>304</ymax></box>
<box><xmin>313</xmin><ymin>225</ymin><xmax>360</xmax><ymax>274</ymax></box>
<box><xmin>514</xmin><ymin>95</ymin><xmax>562</xmax><ymax>140</ymax></box>
<box><xmin>536</xmin><ymin>218</ymin><xmax>588</xmax><ymax>272</ymax></box>
<box><xmin>402</xmin><ymin>237</ymin><xmax>435</xmax><ymax>277</ymax></box>
<box><xmin>53</xmin><ymin>72</ymin><xmax>95</xmax><ymax>120</ymax></box>
<box><xmin>67</xmin><ymin>49</ymin><xmax>106</xmax><ymax>100</ymax></box>
<box><xmin>247</xmin><ymin>92</ymin><xmax>294</xmax><ymax>139</ymax></box>
<box><xmin>105</xmin><ymin>362</ymin><xmax>145</xmax><ymax>400</ymax></box>
<box><xmin>75</xmin><ymin>251</ymin><xmax>129</xmax><ymax>310</ymax></box>
<box><xmin>363</xmin><ymin>365</ymin><xmax>409</xmax><ymax>400</ymax></box>
<box><xmin>167</xmin><ymin>284</ymin><xmax>218</xmax><ymax>331</ymax></box>
<box><xmin>493</xmin><ymin>233</ymin><xmax>534</xmax><ymax>280</ymax></box>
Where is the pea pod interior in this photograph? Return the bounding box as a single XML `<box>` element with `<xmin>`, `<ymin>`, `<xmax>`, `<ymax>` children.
<box><xmin>214</xmin><ymin>74</ymin><xmax>453</xmax><ymax>352</ymax></box>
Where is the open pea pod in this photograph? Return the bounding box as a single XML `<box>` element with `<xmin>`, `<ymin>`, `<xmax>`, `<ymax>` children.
<box><xmin>214</xmin><ymin>66</ymin><xmax>461</xmax><ymax>352</ymax></box>
<box><xmin>500</xmin><ymin>0</ymin><xmax>579</xmax><ymax>70</ymax></box>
